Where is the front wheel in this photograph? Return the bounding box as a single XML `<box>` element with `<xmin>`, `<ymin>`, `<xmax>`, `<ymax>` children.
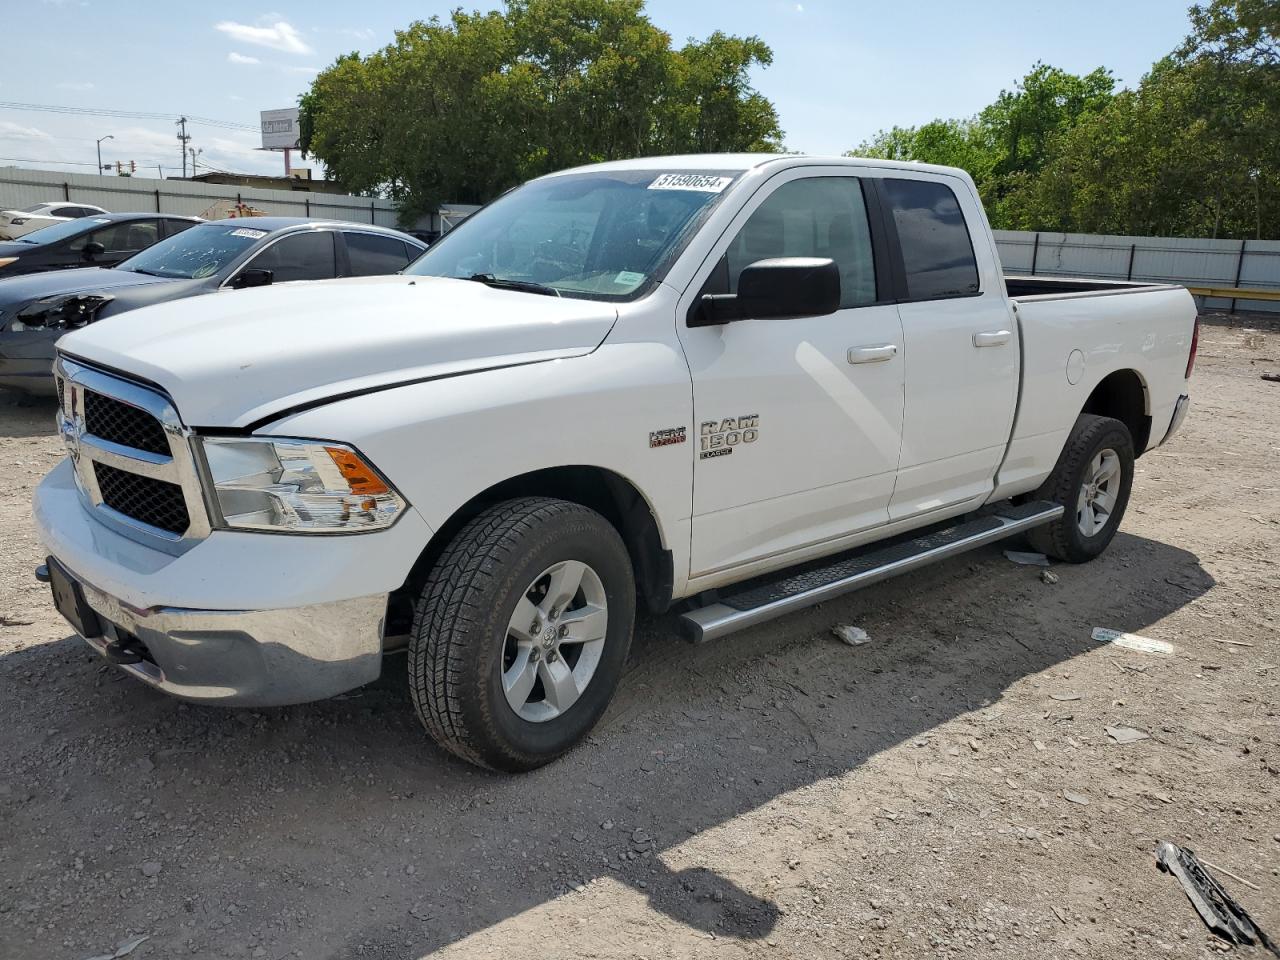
<box><xmin>1027</xmin><ymin>414</ymin><xmax>1135</xmax><ymax>563</ymax></box>
<box><xmin>409</xmin><ymin>497</ymin><xmax>635</xmax><ymax>772</ymax></box>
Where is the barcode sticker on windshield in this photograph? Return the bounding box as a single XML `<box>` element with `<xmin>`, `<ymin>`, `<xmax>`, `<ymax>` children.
<box><xmin>648</xmin><ymin>173</ymin><xmax>733</xmax><ymax>193</ymax></box>
<box><xmin>229</xmin><ymin>228</ymin><xmax>268</xmax><ymax>239</ymax></box>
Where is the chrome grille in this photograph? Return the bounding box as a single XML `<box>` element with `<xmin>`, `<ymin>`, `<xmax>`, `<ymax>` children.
<box><xmin>94</xmin><ymin>463</ymin><xmax>190</xmax><ymax>535</ymax></box>
<box><xmin>55</xmin><ymin>355</ymin><xmax>210</xmax><ymax>550</ymax></box>
<box><xmin>84</xmin><ymin>391</ymin><xmax>170</xmax><ymax>455</ymax></box>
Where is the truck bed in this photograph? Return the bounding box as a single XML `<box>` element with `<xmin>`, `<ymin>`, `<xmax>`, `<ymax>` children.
<box><xmin>1004</xmin><ymin>274</ymin><xmax>1182</xmax><ymax>300</ymax></box>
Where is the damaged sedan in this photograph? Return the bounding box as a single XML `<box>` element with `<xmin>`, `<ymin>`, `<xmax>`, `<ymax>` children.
<box><xmin>0</xmin><ymin>217</ymin><xmax>426</xmax><ymax>394</ymax></box>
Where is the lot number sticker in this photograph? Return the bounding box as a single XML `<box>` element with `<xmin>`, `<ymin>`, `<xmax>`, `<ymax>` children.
<box><xmin>648</xmin><ymin>173</ymin><xmax>733</xmax><ymax>193</ymax></box>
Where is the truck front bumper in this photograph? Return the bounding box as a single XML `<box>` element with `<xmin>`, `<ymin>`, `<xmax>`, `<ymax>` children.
<box><xmin>69</xmin><ymin>574</ymin><xmax>387</xmax><ymax>706</ymax></box>
<box><xmin>33</xmin><ymin>459</ymin><xmax>432</xmax><ymax>706</ymax></box>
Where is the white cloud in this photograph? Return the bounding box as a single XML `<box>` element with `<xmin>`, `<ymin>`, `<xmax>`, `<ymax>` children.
<box><xmin>284</xmin><ymin>65</ymin><xmax>320</xmax><ymax>75</ymax></box>
<box><xmin>0</xmin><ymin>121</ymin><xmax>54</xmax><ymax>143</ymax></box>
<box><xmin>227</xmin><ymin>52</ymin><xmax>260</xmax><ymax>65</ymax></box>
<box><xmin>795</xmin><ymin>3</ymin><xmax>804</xmax><ymax>10</ymax></box>
<box><xmin>214</xmin><ymin>19</ymin><xmax>312</xmax><ymax>55</ymax></box>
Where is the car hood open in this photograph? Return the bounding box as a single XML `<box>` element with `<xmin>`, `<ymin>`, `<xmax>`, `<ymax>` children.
<box><xmin>58</xmin><ymin>275</ymin><xmax>620</xmax><ymax>428</ymax></box>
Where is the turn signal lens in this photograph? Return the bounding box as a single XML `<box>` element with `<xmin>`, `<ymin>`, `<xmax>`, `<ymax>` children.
<box><xmin>0</xmin><ymin>257</ymin><xmax>18</xmax><ymax>269</ymax></box>
<box><xmin>325</xmin><ymin>446</ymin><xmax>390</xmax><ymax>496</ymax></box>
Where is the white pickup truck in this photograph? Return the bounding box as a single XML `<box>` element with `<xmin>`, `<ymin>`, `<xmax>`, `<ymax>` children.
<box><xmin>33</xmin><ymin>154</ymin><xmax>1197</xmax><ymax>771</ymax></box>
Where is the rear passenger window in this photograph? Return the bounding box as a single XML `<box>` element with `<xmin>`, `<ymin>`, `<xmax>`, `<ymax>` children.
<box><xmin>881</xmin><ymin>179</ymin><xmax>979</xmax><ymax>300</ymax></box>
<box><xmin>344</xmin><ymin>232</ymin><xmax>411</xmax><ymax>276</ymax></box>
<box><xmin>724</xmin><ymin>177</ymin><xmax>877</xmax><ymax>308</ymax></box>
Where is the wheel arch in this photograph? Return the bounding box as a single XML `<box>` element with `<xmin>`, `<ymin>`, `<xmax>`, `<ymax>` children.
<box><xmin>1081</xmin><ymin>368</ymin><xmax>1151</xmax><ymax>455</ymax></box>
<box><xmin>390</xmin><ymin>466</ymin><xmax>674</xmax><ymax>636</ymax></box>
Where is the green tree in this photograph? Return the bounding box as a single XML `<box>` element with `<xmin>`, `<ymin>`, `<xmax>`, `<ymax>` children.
<box><xmin>299</xmin><ymin>0</ymin><xmax>781</xmax><ymax>221</ymax></box>
<box><xmin>845</xmin><ymin>64</ymin><xmax>1114</xmax><ymax>226</ymax></box>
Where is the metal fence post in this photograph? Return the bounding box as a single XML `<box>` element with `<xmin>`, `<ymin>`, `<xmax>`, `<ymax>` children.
<box><xmin>370</xmin><ymin>201</ymin><xmax>376</xmax><ymax>224</ymax></box>
<box><xmin>63</xmin><ymin>182</ymin><xmax>70</xmax><ymax>201</ymax></box>
<box><xmin>154</xmin><ymin>189</ymin><xmax>161</xmax><ymax>213</ymax></box>
<box><xmin>305</xmin><ymin>197</ymin><xmax>310</xmax><ymax>217</ymax></box>
<box><xmin>1231</xmin><ymin>240</ymin><xmax>1246</xmax><ymax>314</ymax></box>
<box><xmin>1126</xmin><ymin>243</ymin><xmax>1137</xmax><ymax>281</ymax></box>
<box><xmin>1030</xmin><ymin>232</ymin><xmax>1040</xmax><ymax>275</ymax></box>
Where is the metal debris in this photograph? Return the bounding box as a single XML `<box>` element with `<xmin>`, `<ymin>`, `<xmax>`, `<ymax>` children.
<box><xmin>1155</xmin><ymin>841</ymin><xmax>1278</xmax><ymax>954</ymax></box>
<box><xmin>1004</xmin><ymin>550</ymin><xmax>1051</xmax><ymax>567</ymax></box>
<box><xmin>832</xmin><ymin>624</ymin><xmax>871</xmax><ymax>646</ymax></box>
<box><xmin>1091</xmin><ymin>627</ymin><xmax>1174</xmax><ymax>655</ymax></box>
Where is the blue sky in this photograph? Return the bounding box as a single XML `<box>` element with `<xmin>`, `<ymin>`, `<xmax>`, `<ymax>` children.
<box><xmin>2</xmin><ymin>0</ymin><xmax>1193</xmax><ymax>181</ymax></box>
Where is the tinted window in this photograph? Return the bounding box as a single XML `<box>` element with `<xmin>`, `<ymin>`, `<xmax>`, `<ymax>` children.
<box><xmin>52</xmin><ymin>206</ymin><xmax>83</xmax><ymax>218</ymax></box>
<box><xmin>882</xmin><ymin>179</ymin><xmax>979</xmax><ymax>300</ymax></box>
<box><xmin>724</xmin><ymin>177</ymin><xmax>876</xmax><ymax>308</ymax></box>
<box><xmin>345</xmin><ymin>232</ymin><xmax>411</xmax><ymax>276</ymax></box>
<box><xmin>249</xmin><ymin>231</ymin><xmax>337</xmax><ymax>282</ymax></box>
<box><xmin>16</xmin><ymin>217</ymin><xmax>112</xmax><ymax>246</ymax></box>
<box><xmin>70</xmin><ymin>220</ymin><xmax>158</xmax><ymax>253</ymax></box>
<box><xmin>162</xmin><ymin>219</ymin><xmax>198</xmax><ymax>238</ymax></box>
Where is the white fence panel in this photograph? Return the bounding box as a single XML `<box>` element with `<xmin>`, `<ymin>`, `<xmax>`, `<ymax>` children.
<box><xmin>993</xmin><ymin>229</ymin><xmax>1280</xmax><ymax>313</ymax></box>
<box><xmin>0</xmin><ymin>166</ymin><xmax>400</xmax><ymax>228</ymax></box>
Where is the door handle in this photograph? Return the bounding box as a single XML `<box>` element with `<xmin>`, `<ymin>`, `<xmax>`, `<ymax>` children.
<box><xmin>972</xmin><ymin>330</ymin><xmax>1012</xmax><ymax>348</ymax></box>
<box><xmin>847</xmin><ymin>344</ymin><xmax>898</xmax><ymax>364</ymax></box>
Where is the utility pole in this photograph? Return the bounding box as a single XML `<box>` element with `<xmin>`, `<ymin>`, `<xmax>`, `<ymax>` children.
<box><xmin>176</xmin><ymin>116</ymin><xmax>191</xmax><ymax>178</ymax></box>
<box><xmin>96</xmin><ymin>134</ymin><xmax>113</xmax><ymax>175</ymax></box>
<box><xmin>188</xmin><ymin>146</ymin><xmax>203</xmax><ymax>176</ymax></box>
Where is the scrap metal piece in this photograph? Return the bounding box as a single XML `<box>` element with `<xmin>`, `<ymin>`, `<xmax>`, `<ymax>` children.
<box><xmin>1155</xmin><ymin>841</ymin><xmax>1278</xmax><ymax>954</ymax></box>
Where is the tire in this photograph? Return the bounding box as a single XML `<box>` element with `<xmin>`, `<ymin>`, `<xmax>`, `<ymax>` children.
<box><xmin>1026</xmin><ymin>414</ymin><xmax>1135</xmax><ymax>563</ymax></box>
<box><xmin>409</xmin><ymin>497</ymin><xmax>636</xmax><ymax>772</ymax></box>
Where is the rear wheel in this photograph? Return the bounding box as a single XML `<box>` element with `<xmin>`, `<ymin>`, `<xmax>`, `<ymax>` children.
<box><xmin>1027</xmin><ymin>414</ymin><xmax>1135</xmax><ymax>563</ymax></box>
<box><xmin>408</xmin><ymin>497</ymin><xmax>635</xmax><ymax>771</ymax></box>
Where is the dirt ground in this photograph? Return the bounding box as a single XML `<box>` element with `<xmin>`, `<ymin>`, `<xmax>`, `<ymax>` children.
<box><xmin>0</xmin><ymin>315</ymin><xmax>1277</xmax><ymax>960</ymax></box>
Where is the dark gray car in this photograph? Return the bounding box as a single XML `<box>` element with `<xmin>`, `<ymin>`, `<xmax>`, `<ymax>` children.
<box><xmin>0</xmin><ymin>218</ymin><xmax>426</xmax><ymax>393</ymax></box>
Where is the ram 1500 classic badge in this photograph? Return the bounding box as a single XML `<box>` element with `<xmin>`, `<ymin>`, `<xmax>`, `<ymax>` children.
<box><xmin>699</xmin><ymin>415</ymin><xmax>759</xmax><ymax>459</ymax></box>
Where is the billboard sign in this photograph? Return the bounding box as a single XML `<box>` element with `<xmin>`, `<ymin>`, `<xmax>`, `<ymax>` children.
<box><xmin>260</xmin><ymin>108</ymin><xmax>300</xmax><ymax>150</ymax></box>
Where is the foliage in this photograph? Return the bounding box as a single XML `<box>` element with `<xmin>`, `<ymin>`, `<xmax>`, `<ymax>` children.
<box><xmin>847</xmin><ymin>2</ymin><xmax>1280</xmax><ymax>239</ymax></box>
<box><xmin>299</xmin><ymin>0</ymin><xmax>781</xmax><ymax>220</ymax></box>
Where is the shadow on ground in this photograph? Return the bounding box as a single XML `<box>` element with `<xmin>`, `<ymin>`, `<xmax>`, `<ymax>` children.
<box><xmin>0</xmin><ymin>530</ymin><xmax>1212</xmax><ymax>958</ymax></box>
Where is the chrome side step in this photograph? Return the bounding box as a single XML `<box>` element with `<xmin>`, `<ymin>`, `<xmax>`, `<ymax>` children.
<box><xmin>679</xmin><ymin>501</ymin><xmax>1063</xmax><ymax>643</ymax></box>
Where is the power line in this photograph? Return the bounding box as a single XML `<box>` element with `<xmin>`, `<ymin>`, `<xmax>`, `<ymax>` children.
<box><xmin>0</xmin><ymin>99</ymin><xmax>258</xmax><ymax>133</ymax></box>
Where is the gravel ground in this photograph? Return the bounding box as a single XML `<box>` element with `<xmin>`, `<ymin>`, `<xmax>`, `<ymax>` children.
<box><xmin>0</xmin><ymin>315</ymin><xmax>1277</xmax><ymax>960</ymax></box>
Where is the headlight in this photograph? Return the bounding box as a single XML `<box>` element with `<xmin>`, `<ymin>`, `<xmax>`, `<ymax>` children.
<box><xmin>199</xmin><ymin>437</ymin><xmax>406</xmax><ymax>533</ymax></box>
<box><xmin>0</xmin><ymin>257</ymin><xmax>17</xmax><ymax>269</ymax></box>
<box><xmin>9</xmin><ymin>218</ymin><xmax>27</xmax><ymax>225</ymax></box>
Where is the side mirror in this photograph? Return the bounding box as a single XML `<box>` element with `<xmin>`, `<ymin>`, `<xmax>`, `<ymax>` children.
<box><xmin>232</xmin><ymin>268</ymin><xmax>274</xmax><ymax>289</ymax></box>
<box><xmin>81</xmin><ymin>240</ymin><xmax>106</xmax><ymax>261</ymax></box>
<box><xmin>693</xmin><ymin>257</ymin><xmax>841</xmax><ymax>326</ymax></box>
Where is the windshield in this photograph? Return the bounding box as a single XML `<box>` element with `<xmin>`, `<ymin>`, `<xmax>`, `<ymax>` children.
<box><xmin>15</xmin><ymin>216</ymin><xmax>111</xmax><ymax>245</ymax></box>
<box><xmin>405</xmin><ymin>169</ymin><xmax>740</xmax><ymax>300</ymax></box>
<box><xmin>117</xmin><ymin>222</ymin><xmax>268</xmax><ymax>279</ymax></box>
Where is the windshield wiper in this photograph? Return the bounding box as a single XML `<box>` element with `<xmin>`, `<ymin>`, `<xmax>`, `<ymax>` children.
<box><xmin>465</xmin><ymin>273</ymin><xmax>560</xmax><ymax>297</ymax></box>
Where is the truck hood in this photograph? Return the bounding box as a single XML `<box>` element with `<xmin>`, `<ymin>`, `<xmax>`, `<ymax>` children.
<box><xmin>58</xmin><ymin>275</ymin><xmax>619</xmax><ymax>427</ymax></box>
